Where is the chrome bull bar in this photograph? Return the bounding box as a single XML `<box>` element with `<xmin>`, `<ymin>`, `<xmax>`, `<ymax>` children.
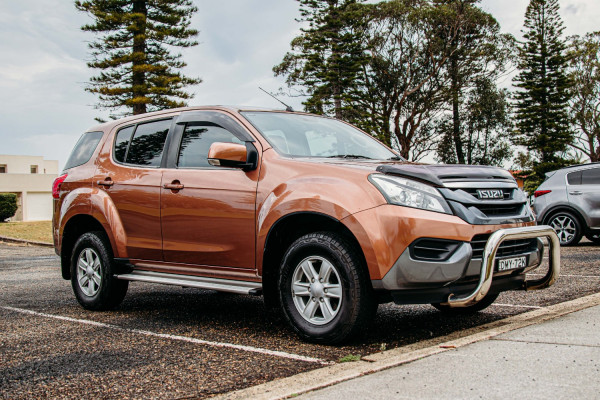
<box><xmin>445</xmin><ymin>225</ymin><xmax>560</xmax><ymax>308</ymax></box>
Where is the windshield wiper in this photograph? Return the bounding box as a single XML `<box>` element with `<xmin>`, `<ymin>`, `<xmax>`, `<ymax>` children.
<box><xmin>327</xmin><ymin>154</ymin><xmax>372</xmax><ymax>159</ymax></box>
<box><xmin>387</xmin><ymin>156</ymin><xmax>402</xmax><ymax>161</ymax></box>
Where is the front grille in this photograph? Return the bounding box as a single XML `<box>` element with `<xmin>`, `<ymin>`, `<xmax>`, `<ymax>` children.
<box><xmin>470</xmin><ymin>234</ymin><xmax>538</xmax><ymax>259</ymax></box>
<box><xmin>472</xmin><ymin>203</ymin><xmax>524</xmax><ymax>217</ymax></box>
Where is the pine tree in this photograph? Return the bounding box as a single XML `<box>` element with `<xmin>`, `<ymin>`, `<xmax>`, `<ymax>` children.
<box><xmin>513</xmin><ymin>0</ymin><xmax>573</xmax><ymax>181</ymax></box>
<box><xmin>75</xmin><ymin>0</ymin><xmax>201</xmax><ymax>118</ymax></box>
<box><xmin>274</xmin><ymin>0</ymin><xmax>367</xmax><ymax>119</ymax></box>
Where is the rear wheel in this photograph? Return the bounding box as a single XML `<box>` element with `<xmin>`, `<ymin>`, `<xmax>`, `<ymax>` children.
<box><xmin>431</xmin><ymin>293</ymin><xmax>499</xmax><ymax>315</ymax></box>
<box><xmin>279</xmin><ymin>232</ymin><xmax>376</xmax><ymax>344</ymax></box>
<box><xmin>71</xmin><ymin>231</ymin><xmax>128</xmax><ymax>310</ymax></box>
<box><xmin>547</xmin><ymin>211</ymin><xmax>582</xmax><ymax>246</ymax></box>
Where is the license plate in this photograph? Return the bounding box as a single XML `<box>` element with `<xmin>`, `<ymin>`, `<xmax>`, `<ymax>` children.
<box><xmin>497</xmin><ymin>256</ymin><xmax>527</xmax><ymax>272</ymax></box>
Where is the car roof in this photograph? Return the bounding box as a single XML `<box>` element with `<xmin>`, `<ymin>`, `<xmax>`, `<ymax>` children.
<box><xmin>86</xmin><ymin>105</ymin><xmax>291</xmax><ymax>132</ymax></box>
<box><xmin>553</xmin><ymin>162</ymin><xmax>600</xmax><ymax>174</ymax></box>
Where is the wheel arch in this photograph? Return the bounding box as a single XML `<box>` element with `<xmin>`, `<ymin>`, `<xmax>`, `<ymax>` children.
<box><xmin>60</xmin><ymin>214</ymin><xmax>108</xmax><ymax>280</ymax></box>
<box><xmin>542</xmin><ymin>205</ymin><xmax>586</xmax><ymax>228</ymax></box>
<box><xmin>261</xmin><ymin>212</ymin><xmax>370</xmax><ymax>308</ymax></box>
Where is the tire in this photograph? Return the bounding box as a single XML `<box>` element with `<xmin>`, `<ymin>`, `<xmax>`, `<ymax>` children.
<box><xmin>547</xmin><ymin>211</ymin><xmax>582</xmax><ymax>246</ymax></box>
<box><xmin>278</xmin><ymin>232</ymin><xmax>376</xmax><ymax>344</ymax></box>
<box><xmin>431</xmin><ymin>293</ymin><xmax>499</xmax><ymax>315</ymax></box>
<box><xmin>70</xmin><ymin>231</ymin><xmax>128</xmax><ymax>310</ymax></box>
<box><xmin>585</xmin><ymin>232</ymin><xmax>600</xmax><ymax>245</ymax></box>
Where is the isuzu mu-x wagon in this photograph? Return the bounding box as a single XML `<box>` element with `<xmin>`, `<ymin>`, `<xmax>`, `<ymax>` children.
<box><xmin>53</xmin><ymin>106</ymin><xmax>560</xmax><ymax>343</ymax></box>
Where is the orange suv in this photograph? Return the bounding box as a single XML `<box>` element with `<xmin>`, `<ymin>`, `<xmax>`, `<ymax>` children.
<box><xmin>53</xmin><ymin>106</ymin><xmax>560</xmax><ymax>343</ymax></box>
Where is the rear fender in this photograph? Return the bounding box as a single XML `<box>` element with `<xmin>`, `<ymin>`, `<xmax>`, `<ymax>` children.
<box><xmin>89</xmin><ymin>188</ymin><xmax>128</xmax><ymax>258</ymax></box>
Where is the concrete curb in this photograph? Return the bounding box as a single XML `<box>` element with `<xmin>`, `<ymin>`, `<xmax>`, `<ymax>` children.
<box><xmin>213</xmin><ymin>292</ymin><xmax>600</xmax><ymax>400</ymax></box>
<box><xmin>0</xmin><ymin>235</ymin><xmax>53</xmax><ymax>248</ymax></box>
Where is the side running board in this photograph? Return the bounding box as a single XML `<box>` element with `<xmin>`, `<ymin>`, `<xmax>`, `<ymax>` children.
<box><xmin>114</xmin><ymin>270</ymin><xmax>262</xmax><ymax>295</ymax></box>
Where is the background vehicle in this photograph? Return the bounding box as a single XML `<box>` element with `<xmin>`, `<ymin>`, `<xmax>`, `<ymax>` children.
<box><xmin>533</xmin><ymin>163</ymin><xmax>600</xmax><ymax>245</ymax></box>
<box><xmin>53</xmin><ymin>106</ymin><xmax>559</xmax><ymax>344</ymax></box>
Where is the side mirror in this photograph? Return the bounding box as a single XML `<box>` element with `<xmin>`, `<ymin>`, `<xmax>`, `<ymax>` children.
<box><xmin>207</xmin><ymin>142</ymin><xmax>257</xmax><ymax>171</ymax></box>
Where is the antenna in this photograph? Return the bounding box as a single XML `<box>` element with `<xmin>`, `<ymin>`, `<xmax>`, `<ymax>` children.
<box><xmin>259</xmin><ymin>87</ymin><xmax>294</xmax><ymax>112</ymax></box>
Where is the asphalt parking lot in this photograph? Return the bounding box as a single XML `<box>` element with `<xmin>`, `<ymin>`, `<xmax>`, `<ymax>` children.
<box><xmin>1</xmin><ymin>241</ymin><xmax>599</xmax><ymax>399</ymax></box>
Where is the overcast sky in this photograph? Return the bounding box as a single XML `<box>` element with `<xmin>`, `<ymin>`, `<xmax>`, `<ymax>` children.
<box><xmin>0</xmin><ymin>0</ymin><xmax>598</xmax><ymax>170</ymax></box>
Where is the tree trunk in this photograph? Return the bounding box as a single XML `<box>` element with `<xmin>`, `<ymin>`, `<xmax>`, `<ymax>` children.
<box><xmin>450</xmin><ymin>55</ymin><xmax>465</xmax><ymax>164</ymax></box>
<box><xmin>132</xmin><ymin>0</ymin><xmax>147</xmax><ymax>115</ymax></box>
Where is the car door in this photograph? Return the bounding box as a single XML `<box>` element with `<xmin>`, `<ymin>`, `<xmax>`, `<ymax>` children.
<box><xmin>567</xmin><ymin>166</ymin><xmax>600</xmax><ymax>228</ymax></box>
<box><xmin>160</xmin><ymin>111</ymin><xmax>260</xmax><ymax>269</ymax></box>
<box><xmin>94</xmin><ymin>117</ymin><xmax>173</xmax><ymax>260</ymax></box>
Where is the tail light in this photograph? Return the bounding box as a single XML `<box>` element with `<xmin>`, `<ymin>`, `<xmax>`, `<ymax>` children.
<box><xmin>52</xmin><ymin>173</ymin><xmax>68</xmax><ymax>199</ymax></box>
<box><xmin>533</xmin><ymin>190</ymin><xmax>551</xmax><ymax>198</ymax></box>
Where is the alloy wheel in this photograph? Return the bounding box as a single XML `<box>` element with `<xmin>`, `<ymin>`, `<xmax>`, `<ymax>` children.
<box><xmin>291</xmin><ymin>256</ymin><xmax>343</xmax><ymax>325</ymax></box>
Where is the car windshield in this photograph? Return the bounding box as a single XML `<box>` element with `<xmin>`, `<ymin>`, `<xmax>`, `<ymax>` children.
<box><xmin>241</xmin><ymin>111</ymin><xmax>402</xmax><ymax>161</ymax></box>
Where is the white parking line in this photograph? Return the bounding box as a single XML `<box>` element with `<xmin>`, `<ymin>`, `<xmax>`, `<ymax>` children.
<box><xmin>1</xmin><ymin>306</ymin><xmax>330</xmax><ymax>365</ymax></box>
<box><xmin>491</xmin><ymin>303</ymin><xmax>542</xmax><ymax>309</ymax></box>
<box><xmin>528</xmin><ymin>273</ymin><xmax>600</xmax><ymax>279</ymax></box>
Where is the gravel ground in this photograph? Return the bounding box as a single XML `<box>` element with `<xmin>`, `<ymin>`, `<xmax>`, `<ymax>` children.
<box><xmin>0</xmin><ymin>240</ymin><xmax>598</xmax><ymax>399</ymax></box>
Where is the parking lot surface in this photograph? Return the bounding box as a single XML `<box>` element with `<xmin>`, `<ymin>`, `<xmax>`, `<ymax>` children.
<box><xmin>1</xmin><ymin>241</ymin><xmax>599</xmax><ymax>399</ymax></box>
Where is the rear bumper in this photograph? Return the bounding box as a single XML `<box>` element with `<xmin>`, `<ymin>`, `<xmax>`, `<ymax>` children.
<box><xmin>373</xmin><ymin>226</ymin><xmax>560</xmax><ymax>306</ymax></box>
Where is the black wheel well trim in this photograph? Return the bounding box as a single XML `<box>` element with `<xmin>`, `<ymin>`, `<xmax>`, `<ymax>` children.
<box><xmin>542</xmin><ymin>205</ymin><xmax>586</xmax><ymax>228</ymax></box>
<box><xmin>261</xmin><ymin>211</ymin><xmax>371</xmax><ymax>301</ymax></box>
<box><xmin>60</xmin><ymin>214</ymin><xmax>109</xmax><ymax>280</ymax></box>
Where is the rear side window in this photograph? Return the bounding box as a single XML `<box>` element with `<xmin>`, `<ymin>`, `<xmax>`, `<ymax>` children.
<box><xmin>582</xmin><ymin>167</ymin><xmax>600</xmax><ymax>185</ymax></box>
<box><xmin>64</xmin><ymin>131</ymin><xmax>104</xmax><ymax>170</ymax></box>
<box><xmin>177</xmin><ymin>123</ymin><xmax>243</xmax><ymax>168</ymax></box>
<box><xmin>567</xmin><ymin>171</ymin><xmax>582</xmax><ymax>185</ymax></box>
<box><xmin>113</xmin><ymin>119</ymin><xmax>171</xmax><ymax>167</ymax></box>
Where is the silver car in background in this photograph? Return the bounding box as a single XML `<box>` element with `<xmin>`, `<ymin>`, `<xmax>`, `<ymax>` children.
<box><xmin>533</xmin><ymin>163</ymin><xmax>600</xmax><ymax>245</ymax></box>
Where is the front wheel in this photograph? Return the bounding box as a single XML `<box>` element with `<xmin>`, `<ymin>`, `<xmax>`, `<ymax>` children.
<box><xmin>431</xmin><ymin>293</ymin><xmax>499</xmax><ymax>315</ymax></box>
<box><xmin>279</xmin><ymin>232</ymin><xmax>375</xmax><ymax>344</ymax></box>
<box><xmin>71</xmin><ymin>231</ymin><xmax>128</xmax><ymax>310</ymax></box>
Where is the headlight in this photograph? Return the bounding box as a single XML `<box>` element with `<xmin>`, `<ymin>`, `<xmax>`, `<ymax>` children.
<box><xmin>369</xmin><ymin>174</ymin><xmax>452</xmax><ymax>214</ymax></box>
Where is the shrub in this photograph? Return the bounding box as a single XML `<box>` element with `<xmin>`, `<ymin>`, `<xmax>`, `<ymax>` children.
<box><xmin>0</xmin><ymin>193</ymin><xmax>18</xmax><ymax>221</ymax></box>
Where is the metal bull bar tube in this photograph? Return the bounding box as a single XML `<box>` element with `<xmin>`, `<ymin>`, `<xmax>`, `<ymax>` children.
<box><xmin>445</xmin><ymin>225</ymin><xmax>561</xmax><ymax>308</ymax></box>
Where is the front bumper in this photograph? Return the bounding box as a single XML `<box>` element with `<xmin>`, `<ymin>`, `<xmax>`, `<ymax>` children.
<box><xmin>374</xmin><ymin>226</ymin><xmax>560</xmax><ymax>307</ymax></box>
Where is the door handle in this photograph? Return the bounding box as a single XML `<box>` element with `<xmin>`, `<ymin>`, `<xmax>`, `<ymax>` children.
<box><xmin>569</xmin><ymin>191</ymin><xmax>583</xmax><ymax>195</ymax></box>
<box><xmin>164</xmin><ymin>181</ymin><xmax>184</xmax><ymax>190</ymax></box>
<box><xmin>97</xmin><ymin>178</ymin><xmax>114</xmax><ymax>187</ymax></box>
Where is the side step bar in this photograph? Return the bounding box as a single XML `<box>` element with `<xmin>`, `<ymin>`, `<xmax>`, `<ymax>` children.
<box><xmin>114</xmin><ymin>270</ymin><xmax>262</xmax><ymax>295</ymax></box>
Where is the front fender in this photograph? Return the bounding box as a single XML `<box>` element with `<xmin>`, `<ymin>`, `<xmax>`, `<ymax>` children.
<box><xmin>256</xmin><ymin>175</ymin><xmax>385</xmax><ymax>274</ymax></box>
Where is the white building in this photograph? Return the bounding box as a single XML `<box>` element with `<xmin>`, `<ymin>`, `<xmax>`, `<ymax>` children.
<box><xmin>0</xmin><ymin>155</ymin><xmax>59</xmax><ymax>221</ymax></box>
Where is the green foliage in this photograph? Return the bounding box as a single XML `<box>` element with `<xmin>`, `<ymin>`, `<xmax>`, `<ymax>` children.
<box><xmin>0</xmin><ymin>193</ymin><xmax>18</xmax><ymax>222</ymax></box>
<box><xmin>567</xmin><ymin>32</ymin><xmax>600</xmax><ymax>162</ymax></box>
<box><xmin>277</xmin><ymin>0</ymin><xmax>516</xmax><ymax>163</ymax></box>
<box><xmin>513</xmin><ymin>0</ymin><xmax>574</xmax><ymax>180</ymax></box>
<box><xmin>274</xmin><ymin>0</ymin><xmax>367</xmax><ymax>119</ymax></box>
<box><xmin>75</xmin><ymin>0</ymin><xmax>201</xmax><ymax>118</ymax></box>
<box><xmin>436</xmin><ymin>77</ymin><xmax>513</xmax><ymax>166</ymax></box>
<box><xmin>434</xmin><ymin>0</ymin><xmax>515</xmax><ymax>164</ymax></box>
<box><xmin>338</xmin><ymin>354</ymin><xmax>361</xmax><ymax>363</ymax></box>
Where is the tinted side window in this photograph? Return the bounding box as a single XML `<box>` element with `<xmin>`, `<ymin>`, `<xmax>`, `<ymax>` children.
<box><xmin>582</xmin><ymin>167</ymin><xmax>600</xmax><ymax>185</ymax></box>
<box><xmin>64</xmin><ymin>131</ymin><xmax>104</xmax><ymax>170</ymax></box>
<box><xmin>178</xmin><ymin>123</ymin><xmax>243</xmax><ymax>168</ymax></box>
<box><xmin>126</xmin><ymin>119</ymin><xmax>171</xmax><ymax>166</ymax></box>
<box><xmin>114</xmin><ymin>125</ymin><xmax>134</xmax><ymax>163</ymax></box>
<box><xmin>567</xmin><ymin>171</ymin><xmax>582</xmax><ymax>185</ymax></box>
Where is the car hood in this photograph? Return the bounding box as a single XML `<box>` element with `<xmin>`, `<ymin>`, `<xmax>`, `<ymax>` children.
<box><xmin>294</xmin><ymin>158</ymin><xmax>516</xmax><ymax>187</ymax></box>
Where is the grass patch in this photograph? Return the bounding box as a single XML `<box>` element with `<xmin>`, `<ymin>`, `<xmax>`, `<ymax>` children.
<box><xmin>0</xmin><ymin>221</ymin><xmax>52</xmax><ymax>243</ymax></box>
<box><xmin>338</xmin><ymin>354</ymin><xmax>361</xmax><ymax>363</ymax></box>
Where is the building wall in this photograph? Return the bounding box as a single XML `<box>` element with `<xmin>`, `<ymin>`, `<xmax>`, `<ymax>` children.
<box><xmin>0</xmin><ymin>155</ymin><xmax>59</xmax><ymax>221</ymax></box>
